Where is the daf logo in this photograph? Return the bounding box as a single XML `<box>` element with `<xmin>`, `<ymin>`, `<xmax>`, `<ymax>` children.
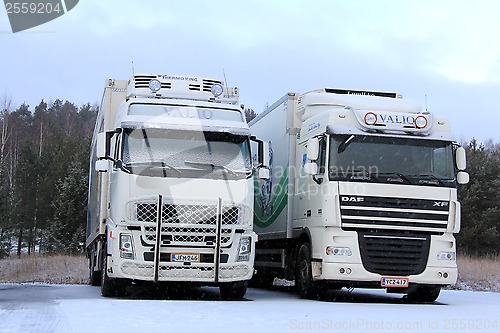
<box><xmin>433</xmin><ymin>201</ymin><xmax>449</xmax><ymax>207</ymax></box>
<box><xmin>342</xmin><ymin>196</ymin><xmax>364</xmax><ymax>202</ymax></box>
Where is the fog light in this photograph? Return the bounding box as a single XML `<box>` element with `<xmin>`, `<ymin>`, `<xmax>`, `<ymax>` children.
<box><xmin>149</xmin><ymin>79</ymin><xmax>161</xmax><ymax>93</ymax></box>
<box><xmin>415</xmin><ymin>115</ymin><xmax>428</xmax><ymax>129</ymax></box>
<box><xmin>364</xmin><ymin>112</ymin><xmax>377</xmax><ymax>125</ymax></box>
<box><xmin>339</xmin><ymin>267</ymin><xmax>352</xmax><ymax>275</ymax></box>
<box><xmin>211</xmin><ymin>83</ymin><xmax>224</xmax><ymax>97</ymax></box>
<box><xmin>326</xmin><ymin>246</ymin><xmax>352</xmax><ymax>256</ymax></box>
<box><xmin>120</xmin><ymin>234</ymin><xmax>134</xmax><ymax>259</ymax></box>
<box><xmin>437</xmin><ymin>251</ymin><xmax>456</xmax><ymax>260</ymax></box>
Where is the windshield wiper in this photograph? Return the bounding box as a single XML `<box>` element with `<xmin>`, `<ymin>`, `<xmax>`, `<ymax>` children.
<box><xmin>377</xmin><ymin>172</ymin><xmax>413</xmax><ymax>184</ymax></box>
<box><xmin>414</xmin><ymin>174</ymin><xmax>445</xmax><ymax>186</ymax></box>
<box><xmin>184</xmin><ymin>161</ymin><xmax>238</xmax><ymax>177</ymax></box>
<box><xmin>338</xmin><ymin>135</ymin><xmax>355</xmax><ymax>154</ymax></box>
<box><xmin>125</xmin><ymin>161</ymin><xmax>182</xmax><ymax>176</ymax></box>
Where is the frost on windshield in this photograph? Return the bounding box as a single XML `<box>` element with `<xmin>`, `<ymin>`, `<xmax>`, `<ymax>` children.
<box><xmin>122</xmin><ymin>128</ymin><xmax>251</xmax><ymax>178</ymax></box>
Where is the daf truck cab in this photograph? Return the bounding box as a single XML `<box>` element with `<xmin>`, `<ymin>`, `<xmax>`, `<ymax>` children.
<box><xmin>250</xmin><ymin>88</ymin><xmax>468</xmax><ymax>302</ymax></box>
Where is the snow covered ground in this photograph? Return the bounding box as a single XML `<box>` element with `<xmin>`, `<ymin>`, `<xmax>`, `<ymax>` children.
<box><xmin>1</xmin><ymin>283</ymin><xmax>499</xmax><ymax>333</ymax></box>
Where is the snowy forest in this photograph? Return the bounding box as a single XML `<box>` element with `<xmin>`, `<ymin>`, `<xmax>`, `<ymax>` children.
<box><xmin>0</xmin><ymin>98</ymin><xmax>96</xmax><ymax>257</ymax></box>
<box><xmin>0</xmin><ymin>98</ymin><xmax>498</xmax><ymax>258</ymax></box>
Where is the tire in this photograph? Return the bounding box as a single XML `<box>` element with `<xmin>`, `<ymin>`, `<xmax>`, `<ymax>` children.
<box><xmin>406</xmin><ymin>285</ymin><xmax>441</xmax><ymax>303</ymax></box>
<box><xmin>219</xmin><ymin>281</ymin><xmax>248</xmax><ymax>300</ymax></box>
<box><xmin>100</xmin><ymin>251</ymin><xmax>126</xmax><ymax>297</ymax></box>
<box><xmin>295</xmin><ymin>243</ymin><xmax>318</xmax><ymax>299</ymax></box>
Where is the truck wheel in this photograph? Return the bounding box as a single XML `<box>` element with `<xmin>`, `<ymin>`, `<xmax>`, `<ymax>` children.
<box><xmin>406</xmin><ymin>285</ymin><xmax>441</xmax><ymax>303</ymax></box>
<box><xmin>100</xmin><ymin>252</ymin><xmax>126</xmax><ymax>297</ymax></box>
<box><xmin>219</xmin><ymin>281</ymin><xmax>248</xmax><ymax>300</ymax></box>
<box><xmin>296</xmin><ymin>243</ymin><xmax>318</xmax><ymax>299</ymax></box>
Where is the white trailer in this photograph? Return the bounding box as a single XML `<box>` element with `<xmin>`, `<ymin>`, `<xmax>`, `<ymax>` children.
<box><xmin>87</xmin><ymin>74</ymin><xmax>267</xmax><ymax>299</ymax></box>
<box><xmin>249</xmin><ymin>88</ymin><xmax>469</xmax><ymax>302</ymax></box>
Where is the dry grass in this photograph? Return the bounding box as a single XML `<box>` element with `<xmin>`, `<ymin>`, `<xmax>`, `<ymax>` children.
<box><xmin>0</xmin><ymin>254</ymin><xmax>89</xmax><ymax>284</ymax></box>
<box><xmin>0</xmin><ymin>255</ymin><xmax>499</xmax><ymax>292</ymax></box>
<box><xmin>452</xmin><ymin>255</ymin><xmax>500</xmax><ymax>292</ymax></box>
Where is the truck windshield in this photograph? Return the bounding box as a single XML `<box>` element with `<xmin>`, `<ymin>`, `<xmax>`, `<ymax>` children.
<box><xmin>122</xmin><ymin>128</ymin><xmax>252</xmax><ymax>179</ymax></box>
<box><xmin>328</xmin><ymin>135</ymin><xmax>456</xmax><ymax>187</ymax></box>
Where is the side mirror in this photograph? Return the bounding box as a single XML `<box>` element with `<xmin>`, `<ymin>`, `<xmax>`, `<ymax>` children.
<box><xmin>250</xmin><ymin>136</ymin><xmax>270</xmax><ymax>168</ymax></box>
<box><xmin>304</xmin><ymin>162</ymin><xmax>318</xmax><ymax>175</ymax></box>
<box><xmin>258</xmin><ymin>168</ymin><xmax>270</xmax><ymax>180</ymax></box>
<box><xmin>95</xmin><ymin>159</ymin><xmax>109</xmax><ymax>172</ymax></box>
<box><xmin>306</xmin><ymin>137</ymin><xmax>319</xmax><ymax>161</ymax></box>
<box><xmin>96</xmin><ymin>132</ymin><xmax>107</xmax><ymax>159</ymax></box>
<box><xmin>456</xmin><ymin>147</ymin><xmax>467</xmax><ymax>170</ymax></box>
<box><xmin>457</xmin><ymin>171</ymin><xmax>469</xmax><ymax>184</ymax></box>
<box><xmin>261</xmin><ymin>141</ymin><xmax>270</xmax><ymax>168</ymax></box>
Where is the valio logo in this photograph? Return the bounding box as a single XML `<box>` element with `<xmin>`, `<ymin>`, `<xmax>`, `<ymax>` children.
<box><xmin>4</xmin><ymin>0</ymin><xmax>78</xmax><ymax>33</ymax></box>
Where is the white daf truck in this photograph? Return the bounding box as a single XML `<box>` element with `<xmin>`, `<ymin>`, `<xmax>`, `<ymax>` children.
<box><xmin>249</xmin><ymin>88</ymin><xmax>469</xmax><ymax>302</ymax></box>
<box><xmin>87</xmin><ymin>74</ymin><xmax>267</xmax><ymax>299</ymax></box>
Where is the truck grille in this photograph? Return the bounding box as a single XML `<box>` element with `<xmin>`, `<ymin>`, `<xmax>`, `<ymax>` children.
<box><xmin>340</xmin><ymin>195</ymin><xmax>446</xmax><ymax>276</ymax></box>
<box><xmin>126</xmin><ymin>199</ymin><xmax>250</xmax><ymax>247</ymax></box>
<box><xmin>340</xmin><ymin>195</ymin><xmax>450</xmax><ymax>234</ymax></box>
<box><xmin>358</xmin><ymin>231</ymin><xmax>430</xmax><ymax>276</ymax></box>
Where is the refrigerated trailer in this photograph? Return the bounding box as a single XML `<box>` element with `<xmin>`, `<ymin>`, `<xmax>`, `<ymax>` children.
<box><xmin>86</xmin><ymin>74</ymin><xmax>267</xmax><ymax>299</ymax></box>
<box><xmin>249</xmin><ymin>88</ymin><xmax>469</xmax><ymax>302</ymax></box>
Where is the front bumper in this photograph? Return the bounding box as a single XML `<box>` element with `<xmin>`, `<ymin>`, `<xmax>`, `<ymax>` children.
<box><xmin>119</xmin><ymin>261</ymin><xmax>253</xmax><ymax>282</ymax></box>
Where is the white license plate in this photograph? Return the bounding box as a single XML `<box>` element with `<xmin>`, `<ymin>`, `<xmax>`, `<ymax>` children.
<box><xmin>380</xmin><ymin>277</ymin><xmax>409</xmax><ymax>288</ymax></box>
<box><xmin>171</xmin><ymin>253</ymin><xmax>200</xmax><ymax>263</ymax></box>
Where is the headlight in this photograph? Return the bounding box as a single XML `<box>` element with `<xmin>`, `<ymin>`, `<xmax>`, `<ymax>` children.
<box><xmin>120</xmin><ymin>234</ymin><xmax>134</xmax><ymax>259</ymax></box>
<box><xmin>326</xmin><ymin>246</ymin><xmax>352</xmax><ymax>256</ymax></box>
<box><xmin>437</xmin><ymin>251</ymin><xmax>456</xmax><ymax>260</ymax></box>
<box><xmin>237</xmin><ymin>237</ymin><xmax>251</xmax><ymax>261</ymax></box>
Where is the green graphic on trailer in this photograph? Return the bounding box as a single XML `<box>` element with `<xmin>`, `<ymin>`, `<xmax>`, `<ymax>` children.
<box><xmin>254</xmin><ymin>166</ymin><xmax>288</xmax><ymax>228</ymax></box>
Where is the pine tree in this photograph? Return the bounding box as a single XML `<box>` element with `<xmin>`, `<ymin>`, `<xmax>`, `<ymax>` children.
<box><xmin>47</xmin><ymin>157</ymin><xmax>89</xmax><ymax>253</ymax></box>
<box><xmin>244</xmin><ymin>108</ymin><xmax>257</xmax><ymax>123</ymax></box>
<box><xmin>457</xmin><ymin>139</ymin><xmax>500</xmax><ymax>256</ymax></box>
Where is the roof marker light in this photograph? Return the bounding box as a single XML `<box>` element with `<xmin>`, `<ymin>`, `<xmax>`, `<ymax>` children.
<box><xmin>415</xmin><ymin>115</ymin><xmax>428</xmax><ymax>129</ymax></box>
<box><xmin>211</xmin><ymin>83</ymin><xmax>224</xmax><ymax>97</ymax></box>
<box><xmin>149</xmin><ymin>79</ymin><xmax>161</xmax><ymax>93</ymax></box>
<box><xmin>364</xmin><ymin>112</ymin><xmax>377</xmax><ymax>125</ymax></box>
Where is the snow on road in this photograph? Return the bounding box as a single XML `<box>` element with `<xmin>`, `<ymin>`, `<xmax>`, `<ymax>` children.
<box><xmin>1</xmin><ymin>283</ymin><xmax>499</xmax><ymax>333</ymax></box>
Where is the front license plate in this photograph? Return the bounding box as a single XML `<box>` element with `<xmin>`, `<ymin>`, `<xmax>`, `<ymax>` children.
<box><xmin>380</xmin><ymin>277</ymin><xmax>409</xmax><ymax>288</ymax></box>
<box><xmin>171</xmin><ymin>253</ymin><xmax>200</xmax><ymax>263</ymax></box>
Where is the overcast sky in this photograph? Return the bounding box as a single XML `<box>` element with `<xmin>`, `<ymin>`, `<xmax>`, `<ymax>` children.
<box><xmin>1</xmin><ymin>0</ymin><xmax>499</xmax><ymax>143</ymax></box>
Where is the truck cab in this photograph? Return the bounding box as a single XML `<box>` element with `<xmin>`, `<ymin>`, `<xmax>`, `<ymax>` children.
<box><xmin>87</xmin><ymin>75</ymin><xmax>267</xmax><ymax>299</ymax></box>
<box><xmin>250</xmin><ymin>88</ymin><xmax>468</xmax><ymax>302</ymax></box>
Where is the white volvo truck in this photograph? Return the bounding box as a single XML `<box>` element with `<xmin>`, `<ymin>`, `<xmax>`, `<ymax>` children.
<box><xmin>249</xmin><ymin>88</ymin><xmax>469</xmax><ymax>302</ymax></box>
<box><xmin>87</xmin><ymin>74</ymin><xmax>267</xmax><ymax>298</ymax></box>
